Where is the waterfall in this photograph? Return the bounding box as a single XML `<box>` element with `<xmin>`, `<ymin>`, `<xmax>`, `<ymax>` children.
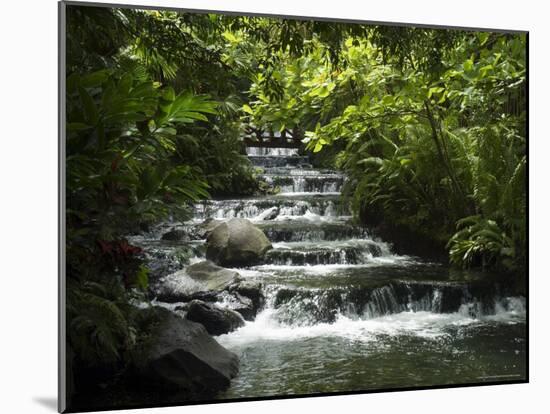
<box><xmin>132</xmin><ymin>145</ymin><xmax>526</xmax><ymax>398</ymax></box>
<box><xmin>214</xmin><ymin>147</ymin><xmax>525</xmax><ymax>340</ymax></box>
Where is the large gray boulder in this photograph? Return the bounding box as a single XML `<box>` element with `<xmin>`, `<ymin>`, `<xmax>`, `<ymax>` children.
<box><xmin>193</xmin><ymin>218</ymin><xmax>224</xmax><ymax>239</ymax></box>
<box><xmin>206</xmin><ymin>218</ymin><xmax>272</xmax><ymax>267</ymax></box>
<box><xmin>186</xmin><ymin>300</ymin><xmax>245</xmax><ymax>335</ymax></box>
<box><xmin>135</xmin><ymin>308</ymin><xmax>239</xmax><ymax>392</ymax></box>
<box><xmin>156</xmin><ymin>260</ymin><xmax>241</xmax><ymax>302</ymax></box>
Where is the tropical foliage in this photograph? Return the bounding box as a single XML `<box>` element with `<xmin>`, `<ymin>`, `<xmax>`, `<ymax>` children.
<box><xmin>65</xmin><ymin>6</ymin><xmax>260</xmax><ymax>380</ymax></box>
<box><xmin>240</xmin><ymin>28</ymin><xmax>526</xmax><ymax>272</ymax></box>
<box><xmin>64</xmin><ymin>4</ymin><xmax>526</xmax><ymax>394</ymax></box>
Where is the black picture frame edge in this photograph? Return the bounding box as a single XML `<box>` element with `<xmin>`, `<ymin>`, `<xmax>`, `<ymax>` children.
<box><xmin>525</xmin><ymin>29</ymin><xmax>530</xmax><ymax>389</ymax></box>
<box><xmin>62</xmin><ymin>379</ymin><xmax>529</xmax><ymax>414</ymax></box>
<box><xmin>59</xmin><ymin>1</ymin><xmax>67</xmax><ymax>413</ymax></box>
<box><xmin>57</xmin><ymin>1</ymin><xmax>530</xmax><ymax>413</ymax></box>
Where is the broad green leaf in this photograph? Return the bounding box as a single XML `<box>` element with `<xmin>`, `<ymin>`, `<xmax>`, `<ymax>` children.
<box><xmin>428</xmin><ymin>87</ymin><xmax>444</xmax><ymax>99</ymax></box>
<box><xmin>118</xmin><ymin>73</ymin><xmax>133</xmax><ymax>95</ymax></box>
<box><xmin>463</xmin><ymin>59</ymin><xmax>474</xmax><ymax>72</ymax></box>
<box><xmin>161</xmin><ymin>87</ymin><xmax>175</xmax><ymax>102</ymax></box>
<box><xmin>80</xmin><ymin>70</ymin><xmax>111</xmax><ymax>88</ymax></box>
<box><xmin>242</xmin><ymin>104</ymin><xmax>254</xmax><ymax>114</ymax></box>
<box><xmin>382</xmin><ymin>95</ymin><xmax>395</xmax><ymax>106</ymax></box>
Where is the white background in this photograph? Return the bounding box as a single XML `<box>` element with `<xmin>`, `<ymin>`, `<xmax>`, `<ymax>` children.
<box><xmin>0</xmin><ymin>0</ymin><xmax>546</xmax><ymax>413</ymax></box>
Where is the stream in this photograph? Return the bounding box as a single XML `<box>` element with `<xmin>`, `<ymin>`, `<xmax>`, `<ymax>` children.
<box><xmin>138</xmin><ymin>147</ymin><xmax>526</xmax><ymax>399</ymax></box>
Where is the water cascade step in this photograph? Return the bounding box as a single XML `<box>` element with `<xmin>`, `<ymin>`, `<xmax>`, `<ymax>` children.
<box><xmin>193</xmin><ymin>194</ymin><xmax>343</xmax><ymax>221</ymax></box>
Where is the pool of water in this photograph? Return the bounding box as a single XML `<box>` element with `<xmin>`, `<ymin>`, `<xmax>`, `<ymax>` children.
<box><xmin>217</xmin><ymin>310</ymin><xmax>525</xmax><ymax>398</ymax></box>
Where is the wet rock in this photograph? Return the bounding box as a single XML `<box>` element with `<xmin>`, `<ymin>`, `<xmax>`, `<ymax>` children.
<box><xmin>157</xmin><ymin>290</ymin><xmax>220</xmax><ymax>304</ymax></box>
<box><xmin>230</xmin><ymin>281</ymin><xmax>265</xmax><ymax>318</ymax></box>
<box><xmin>144</xmin><ymin>248</ymin><xmax>187</xmax><ymax>281</ymax></box>
<box><xmin>174</xmin><ymin>304</ymin><xmax>189</xmax><ymax>312</ymax></box>
<box><xmin>155</xmin><ymin>261</ymin><xmax>241</xmax><ymax>302</ymax></box>
<box><xmin>161</xmin><ymin>229</ymin><xmax>189</xmax><ymax>242</ymax></box>
<box><xmin>186</xmin><ymin>261</ymin><xmax>241</xmax><ymax>287</ymax></box>
<box><xmin>193</xmin><ymin>218</ymin><xmax>224</xmax><ymax>239</ymax></box>
<box><xmin>134</xmin><ymin>307</ymin><xmax>239</xmax><ymax>392</ymax></box>
<box><xmin>231</xmin><ymin>293</ymin><xmax>256</xmax><ymax>321</ymax></box>
<box><xmin>186</xmin><ymin>300</ymin><xmax>245</xmax><ymax>335</ymax></box>
<box><xmin>206</xmin><ymin>218</ymin><xmax>272</xmax><ymax>266</ymax></box>
<box><xmin>217</xmin><ymin>291</ymin><xmax>256</xmax><ymax>321</ymax></box>
<box><xmin>142</xmin><ymin>244</ymin><xmax>202</xmax><ymax>285</ymax></box>
<box><xmin>258</xmin><ymin>207</ymin><xmax>279</xmax><ymax>221</ymax></box>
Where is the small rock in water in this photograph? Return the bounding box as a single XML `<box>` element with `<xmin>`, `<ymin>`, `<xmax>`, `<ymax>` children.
<box><xmin>186</xmin><ymin>300</ymin><xmax>245</xmax><ymax>335</ymax></box>
<box><xmin>144</xmin><ymin>247</ymin><xmax>189</xmax><ymax>281</ymax></box>
<box><xmin>230</xmin><ymin>293</ymin><xmax>256</xmax><ymax>321</ymax></box>
<box><xmin>217</xmin><ymin>290</ymin><xmax>257</xmax><ymax>321</ymax></box>
<box><xmin>230</xmin><ymin>281</ymin><xmax>265</xmax><ymax>317</ymax></box>
<box><xmin>161</xmin><ymin>229</ymin><xmax>189</xmax><ymax>241</ymax></box>
<box><xmin>262</xmin><ymin>207</ymin><xmax>279</xmax><ymax>220</ymax></box>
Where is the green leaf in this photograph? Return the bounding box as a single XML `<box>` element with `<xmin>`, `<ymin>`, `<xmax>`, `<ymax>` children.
<box><xmin>242</xmin><ymin>104</ymin><xmax>254</xmax><ymax>114</ymax></box>
<box><xmin>463</xmin><ymin>59</ymin><xmax>474</xmax><ymax>72</ymax></box>
<box><xmin>164</xmin><ymin>93</ymin><xmax>218</xmax><ymax>124</ymax></box>
<box><xmin>156</xmin><ymin>127</ymin><xmax>177</xmax><ymax>136</ymax></box>
<box><xmin>428</xmin><ymin>87</ymin><xmax>444</xmax><ymax>99</ymax></box>
<box><xmin>130</xmin><ymin>82</ymin><xmax>156</xmax><ymax>99</ymax></box>
<box><xmin>78</xmin><ymin>87</ymin><xmax>99</xmax><ymax>125</ymax></box>
<box><xmin>66</xmin><ymin>73</ymin><xmax>80</xmax><ymax>93</ymax></box>
<box><xmin>161</xmin><ymin>86</ymin><xmax>175</xmax><ymax>102</ymax></box>
<box><xmin>222</xmin><ymin>31</ymin><xmax>239</xmax><ymax>43</ymax></box>
<box><xmin>135</xmin><ymin>265</ymin><xmax>149</xmax><ymax>291</ymax></box>
<box><xmin>80</xmin><ymin>69</ymin><xmax>111</xmax><ymax>88</ymax></box>
<box><xmin>478</xmin><ymin>32</ymin><xmax>490</xmax><ymax>46</ymax></box>
<box><xmin>357</xmin><ymin>157</ymin><xmax>383</xmax><ymax>167</ymax></box>
<box><xmin>381</xmin><ymin>95</ymin><xmax>395</xmax><ymax>106</ymax></box>
<box><xmin>118</xmin><ymin>73</ymin><xmax>133</xmax><ymax>95</ymax></box>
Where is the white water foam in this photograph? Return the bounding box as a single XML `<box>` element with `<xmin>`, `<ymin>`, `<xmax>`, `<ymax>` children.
<box><xmin>278</xmin><ymin>191</ymin><xmax>342</xmax><ymax>197</ymax></box>
<box><xmin>246</xmin><ymin>147</ymin><xmax>299</xmax><ymax>156</ymax></box>
<box><xmin>272</xmin><ymin>238</ymin><xmax>391</xmax><ymax>252</ymax></box>
<box><xmin>217</xmin><ymin>297</ymin><xmax>526</xmax><ymax>348</ymax></box>
<box><xmin>252</xmin><ymin>257</ymin><xmax>419</xmax><ymax>275</ymax></box>
<box><xmin>272</xmin><ymin>210</ymin><xmax>347</xmax><ymax>222</ymax></box>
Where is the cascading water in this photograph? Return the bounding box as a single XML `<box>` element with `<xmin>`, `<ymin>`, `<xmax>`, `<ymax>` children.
<box><xmin>220</xmin><ymin>147</ymin><xmax>525</xmax><ymax>396</ymax></box>
<box><xmin>135</xmin><ymin>146</ymin><xmax>526</xmax><ymax>399</ymax></box>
